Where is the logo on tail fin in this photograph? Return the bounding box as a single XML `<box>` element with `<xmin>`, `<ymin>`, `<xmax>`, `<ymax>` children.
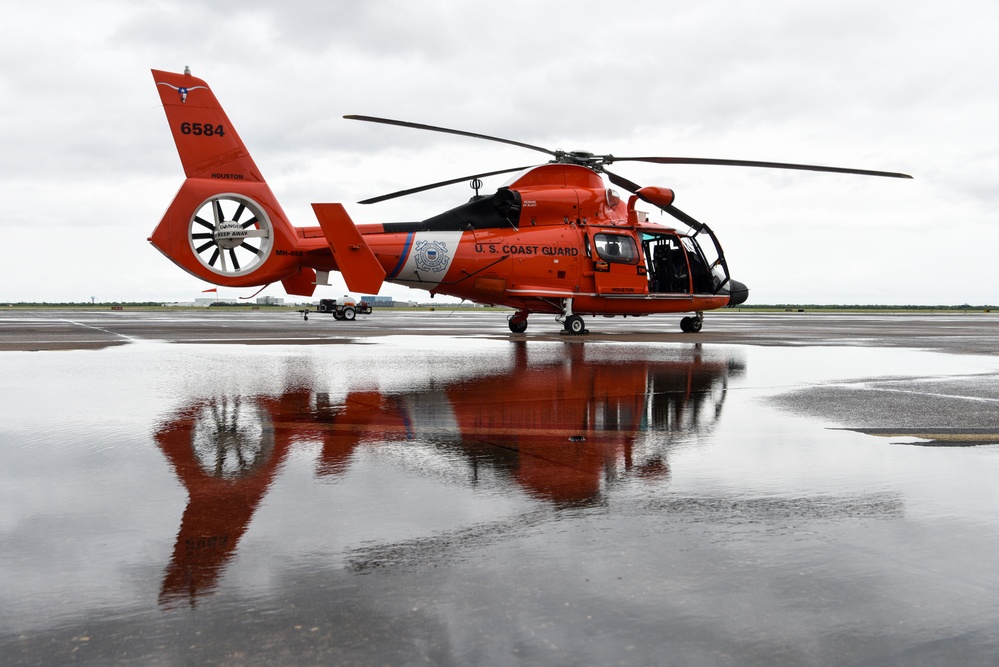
<box><xmin>156</xmin><ymin>81</ymin><xmax>207</xmax><ymax>103</ymax></box>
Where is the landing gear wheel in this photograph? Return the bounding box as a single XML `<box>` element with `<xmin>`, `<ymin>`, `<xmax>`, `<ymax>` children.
<box><xmin>680</xmin><ymin>316</ymin><xmax>702</xmax><ymax>333</ymax></box>
<box><xmin>565</xmin><ymin>315</ymin><xmax>586</xmax><ymax>335</ymax></box>
<box><xmin>342</xmin><ymin>307</ymin><xmax>356</xmax><ymax>321</ymax></box>
<box><xmin>189</xmin><ymin>194</ymin><xmax>274</xmax><ymax>277</ymax></box>
<box><xmin>509</xmin><ymin>318</ymin><xmax>528</xmax><ymax>333</ymax></box>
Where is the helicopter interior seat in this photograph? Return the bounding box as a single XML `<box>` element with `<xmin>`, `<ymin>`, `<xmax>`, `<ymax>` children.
<box><xmin>650</xmin><ymin>244</ymin><xmax>675</xmax><ymax>293</ymax></box>
<box><xmin>668</xmin><ymin>249</ymin><xmax>689</xmax><ymax>293</ymax></box>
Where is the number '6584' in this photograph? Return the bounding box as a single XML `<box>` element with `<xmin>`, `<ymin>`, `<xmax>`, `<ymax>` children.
<box><xmin>180</xmin><ymin>122</ymin><xmax>226</xmax><ymax>137</ymax></box>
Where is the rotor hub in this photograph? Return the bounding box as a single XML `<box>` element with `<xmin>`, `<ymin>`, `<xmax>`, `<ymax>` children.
<box><xmin>553</xmin><ymin>150</ymin><xmax>608</xmax><ymax>167</ymax></box>
<box><xmin>214</xmin><ymin>220</ymin><xmax>251</xmax><ymax>250</ymax></box>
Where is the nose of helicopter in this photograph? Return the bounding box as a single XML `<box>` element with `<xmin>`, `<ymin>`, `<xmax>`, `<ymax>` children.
<box><xmin>727</xmin><ymin>279</ymin><xmax>750</xmax><ymax>306</ymax></box>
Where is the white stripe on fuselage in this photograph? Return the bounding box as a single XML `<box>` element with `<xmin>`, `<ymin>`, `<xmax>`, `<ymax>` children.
<box><xmin>390</xmin><ymin>231</ymin><xmax>464</xmax><ymax>289</ymax></box>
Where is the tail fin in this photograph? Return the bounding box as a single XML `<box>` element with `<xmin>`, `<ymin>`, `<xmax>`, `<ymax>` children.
<box><xmin>150</xmin><ymin>69</ymin><xmax>315</xmax><ymax>295</ymax></box>
<box><xmin>152</xmin><ymin>68</ymin><xmax>262</xmax><ymax>181</ymax></box>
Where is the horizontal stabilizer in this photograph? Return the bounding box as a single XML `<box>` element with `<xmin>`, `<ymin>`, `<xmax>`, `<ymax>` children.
<box><xmin>311</xmin><ymin>204</ymin><xmax>386</xmax><ymax>294</ymax></box>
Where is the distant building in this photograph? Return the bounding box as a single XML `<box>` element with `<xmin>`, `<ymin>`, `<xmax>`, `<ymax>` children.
<box><xmin>362</xmin><ymin>295</ymin><xmax>395</xmax><ymax>307</ymax></box>
<box><xmin>194</xmin><ymin>298</ymin><xmax>238</xmax><ymax>306</ymax></box>
<box><xmin>257</xmin><ymin>296</ymin><xmax>285</xmax><ymax>305</ymax></box>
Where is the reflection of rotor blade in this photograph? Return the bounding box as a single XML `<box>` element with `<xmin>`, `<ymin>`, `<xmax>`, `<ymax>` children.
<box><xmin>664</xmin><ymin>205</ymin><xmax>705</xmax><ymax>232</ymax></box>
<box><xmin>345</xmin><ymin>115</ymin><xmax>557</xmax><ymax>157</ymax></box>
<box><xmin>359</xmin><ymin>165</ymin><xmax>537</xmax><ymax>204</ymax></box>
<box><xmin>612</xmin><ymin>156</ymin><xmax>913</xmax><ymax>179</ymax></box>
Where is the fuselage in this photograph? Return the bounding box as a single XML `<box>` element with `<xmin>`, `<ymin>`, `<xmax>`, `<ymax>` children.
<box><xmin>294</xmin><ymin>164</ymin><xmax>742</xmax><ymax>315</ymax></box>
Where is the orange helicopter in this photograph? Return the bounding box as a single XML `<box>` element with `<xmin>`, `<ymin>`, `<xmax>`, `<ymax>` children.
<box><xmin>150</xmin><ymin>68</ymin><xmax>911</xmax><ymax>334</ymax></box>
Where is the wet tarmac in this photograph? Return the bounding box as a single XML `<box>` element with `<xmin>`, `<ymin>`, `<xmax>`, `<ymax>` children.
<box><xmin>1</xmin><ymin>309</ymin><xmax>998</xmax><ymax>665</ymax></box>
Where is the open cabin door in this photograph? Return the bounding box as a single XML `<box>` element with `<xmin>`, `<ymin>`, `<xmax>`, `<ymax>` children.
<box><xmin>642</xmin><ymin>232</ymin><xmax>690</xmax><ymax>294</ymax></box>
<box><xmin>587</xmin><ymin>229</ymin><xmax>649</xmax><ymax>295</ymax></box>
<box><xmin>641</xmin><ymin>230</ymin><xmax>733</xmax><ymax>296</ymax></box>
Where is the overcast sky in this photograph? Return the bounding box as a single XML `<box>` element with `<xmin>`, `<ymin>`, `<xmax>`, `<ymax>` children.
<box><xmin>2</xmin><ymin>0</ymin><xmax>997</xmax><ymax>305</ymax></box>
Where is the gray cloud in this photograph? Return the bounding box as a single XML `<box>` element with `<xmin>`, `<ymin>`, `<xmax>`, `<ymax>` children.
<box><xmin>1</xmin><ymin>0</ymin><xmax>997</xmax><ymax>303</ymax></box>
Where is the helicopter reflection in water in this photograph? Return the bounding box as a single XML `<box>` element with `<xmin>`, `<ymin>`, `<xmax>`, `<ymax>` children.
<box><xmin>155</xmin><ymin>344</ymin><xmax>743</xmax><ymax>606</ymax></box>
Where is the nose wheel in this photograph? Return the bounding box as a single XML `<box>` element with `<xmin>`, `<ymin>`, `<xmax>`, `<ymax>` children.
<box><xmin>680</xmin><ymin>312</ymin><xmax>703</xmax><ymax>333</ymax></box>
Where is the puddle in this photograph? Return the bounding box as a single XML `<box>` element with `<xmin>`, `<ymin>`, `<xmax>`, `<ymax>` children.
<box><xmin>2</xmin><ymin>339</ymin><xmax>998</xmax><ymax>664</ymax></box>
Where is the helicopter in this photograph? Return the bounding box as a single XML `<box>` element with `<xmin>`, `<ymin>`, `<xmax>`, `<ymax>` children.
<box><xmin>150</xmin><ymin>68</ymin><xmax>912</xmax><ymax>334</ymax></box>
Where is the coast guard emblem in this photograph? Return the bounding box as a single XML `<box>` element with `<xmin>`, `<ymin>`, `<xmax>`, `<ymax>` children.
<box><xmin>414</xmin><ymin>240</ymin><xmax>450</xmax><ymax>273</ymax></box>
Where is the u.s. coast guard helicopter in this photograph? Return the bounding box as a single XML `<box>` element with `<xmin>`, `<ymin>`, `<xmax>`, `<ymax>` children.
<box><xmin>150</xmin><ymin>68</ymin><xmax>911</xmax><ymax>334</ymax></box>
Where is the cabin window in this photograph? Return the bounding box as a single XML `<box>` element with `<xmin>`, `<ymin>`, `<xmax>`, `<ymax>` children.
<box><xmin>592</xmin><ymin>233</ymin><xmax>639</xmax><ymax>264</ymax></box>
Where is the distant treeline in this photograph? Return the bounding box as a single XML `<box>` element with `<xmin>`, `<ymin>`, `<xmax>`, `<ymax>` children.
<box><xmin>5</xmin><ymin>302</ymin><xmax>169</xmax><ymax>307</ymax></box>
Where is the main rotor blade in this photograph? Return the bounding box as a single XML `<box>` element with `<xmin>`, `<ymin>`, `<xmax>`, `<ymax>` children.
<box><xmin>663</xmin><ymin>205</ymin><xmax>705</xmax><ymax>232</ymax></box>
<box><xmin>358</xmin><ymin>165</ymin><xmax>537</xmax><ymax>204</ymax></box>
<box><xmin>344</xmin><ymin>115</ymin><xmax>557</xmax><ymax>157</ymax></box>
<box><xmin>602</xmin><ymin>167</ymin><xmax>643</xmax><ymax>194</ymax></box>
<box><xmin>612</xmin><ymin>156</ymin><xmax>912</xmax><ymax>179</ymax></box>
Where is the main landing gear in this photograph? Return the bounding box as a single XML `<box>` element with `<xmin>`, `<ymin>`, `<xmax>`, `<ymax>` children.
<box><xmin>558</xmin><ymin>298</ymin><xmax>588</xmax><ymax>336</ymax></box>
<box><xmin>508</xmin><ymin>303</ymin><xmax>703</xmax><ymax>335</ymax></box>
<box><xmin>680</xmin><ymin>312</ymin><xmax>703</xmax><ymax>333</ymax></box>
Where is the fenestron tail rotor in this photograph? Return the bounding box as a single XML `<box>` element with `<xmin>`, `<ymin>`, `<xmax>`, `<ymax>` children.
<box><xmin>344</xmin><ymin>114</ymin><xmax>912</xmax><ymax>205</ymax></box>
<box><xmin>188</xmin><ymin>194</ymin><xmax>274</xmax><ymax>277</ymax></box>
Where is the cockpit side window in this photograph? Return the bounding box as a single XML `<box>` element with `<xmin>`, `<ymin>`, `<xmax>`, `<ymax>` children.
<box><xmin>592</xmin><ymin>233</ymin><xmax>639</xmax><ymax>264</ymax></box>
